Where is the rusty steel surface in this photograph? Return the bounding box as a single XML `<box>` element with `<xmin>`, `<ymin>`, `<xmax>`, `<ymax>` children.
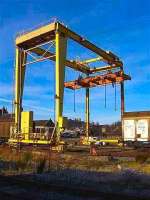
<box><xmin>64</xmin><ymin>71</ymin><xmax>131</xmax><ymax>90</ymax></box>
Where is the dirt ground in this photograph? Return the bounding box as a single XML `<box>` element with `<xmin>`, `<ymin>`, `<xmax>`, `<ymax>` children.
<box><xmin>0</xmin><ymin>168</ymin><xmax>150</xmax><ymax>199</ymax></box>
<box><xmin>1</xmin><ymin>145</ymin><xmax>150</xmax><ymax>199</ymax></box>
<box><xmin>1</xmin><ymin>145</ymin><xmax>150</xmax><ymax>174</ymax></box>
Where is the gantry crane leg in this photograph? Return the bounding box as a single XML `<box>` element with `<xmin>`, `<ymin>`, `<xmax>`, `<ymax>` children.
<box><xmin>121</xmin><ymin>81</ymin><xmax>125</xmax><ymax>140</ymax></box>
<box><xmin>121</xmin><ymin>82</ymin><xmax>125</xmax><ymax>118</ymax></box>
<box><xmin>15</xmin><ymin>48</ymin><xmax>27</xmax><ymax>132</ymax></box>
<box><xmin>85</xmin><ymin>88</ymin><xmax>90</xmax><ymax>138</ymax></box>
<box><xmin>55</xmin><ymin>32</ymin><xmax>67</xmax><ymax>143</ymax></box>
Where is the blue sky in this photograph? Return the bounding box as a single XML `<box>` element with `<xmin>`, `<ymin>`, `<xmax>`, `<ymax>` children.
<box><xmin>0</xmin><ymin>0</ymin><xmax>150</xmax><ymax>124</ymax></box>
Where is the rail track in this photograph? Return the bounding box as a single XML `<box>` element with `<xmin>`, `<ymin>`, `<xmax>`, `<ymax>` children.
<box><xmin>2</xmin><ymin>144</ymin><xmax>150</xmax><ymax>158</ymax></box>
<box><xmin>91</xmin><ymin>146</ymin><xmax>150</xmax><ymax>157</ymax></box>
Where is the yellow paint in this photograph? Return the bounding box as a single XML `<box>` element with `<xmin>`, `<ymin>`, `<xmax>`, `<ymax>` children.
<box><xmin>15</xmin><ymin>48</ymin><xmax>27</xmax><ymax>132</ymax></box>
<box><xmin>8</xmin><ymin>138</ymin><xmax>65</xmax><ymax>145</ymax></box>
<box><xmin>97</xmin><ymin>139</ymin><xmax>119</xmax><ymax>143</ymax></box>
<box><xmin>16</xmin><ymin>23</ymin><xmax>55</xmax><ymax>45</ymax></box>
<box><xmin>55</xmin><ymin>31</ymin><xmax>67</xmax><ymax>140</ymax></box>
<box><xmin>21</xmin><ymin>111</ymin><xmax>33</xmax><ymax>140</ymax></box>
<box><xmin>81</xmin><ymin>57</ymin><xmax>103</xmax><ymax>64</ymax></box>
<box><xmin>96</xmin><ymin>139</ymin><xmax>123</xmax><ymax>146</ymax></box>
<box><xmin>15</xmin><ymin>48</ymin><xmax>20</xmax><ymax>128</ymax></box>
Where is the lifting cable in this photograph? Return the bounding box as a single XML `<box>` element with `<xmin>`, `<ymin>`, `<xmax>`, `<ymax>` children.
<box><xmin>12</xmin><ymin>55</ymin><xmax>16</xmax><ymax>117</ymax></box>
<box><xmin>114</xmin><ymin>82</ymin><xmax>117</xmax><ymax>111</ymax></box>
<box><xmin>74</xmin><ymin>89</ymin><xmax>76</xmax><ymax>112</ymax></box>
<box><xmin>104</xmin><ymin>83</ymin><xmax>107</xmax><ymax>108</ymax></box>
<box><xmin>74</xmin><ymin>72</ymin><xmax>83</xmax><ymax>113</ymax></box>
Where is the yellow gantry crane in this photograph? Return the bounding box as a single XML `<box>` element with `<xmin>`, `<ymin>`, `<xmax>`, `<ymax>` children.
<box><xmin>9</xmin><ymin>21</ymin><xmax>129</xmax><ymax>148</ymax></box>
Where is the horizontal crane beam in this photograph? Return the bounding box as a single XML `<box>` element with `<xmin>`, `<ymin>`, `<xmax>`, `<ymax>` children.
<box><xmin>30</xmin><ymin>47</ymin><xmax>90</xmax><ymax>73</ymax></box>
<box><xmin>16</xmin><ymin>23</ymin><xmax>56</xmax><ymax>49</ymax></box>
<box><xmin>56</xmin><ymin>22</ymin><xmax>123</xmax><ymax>67</ymax></box>
<box><xmin>79</xmin><ymin>57</ymin><xmax>104</xmax><ymax>64</ymax></box>
<box><xmin>16</xmin><ymin>21</ymin><xmax>123</xmax><ymax>67</ymax></box>
<box><xmin>89</xmin><ymin>65</ymin><xmax>120</xmax><ymax>73</ymax></box>
<box><xmin>30</xmin><ymin>48</ymin><xmax>121</xmax><ymax>74</ymax></box>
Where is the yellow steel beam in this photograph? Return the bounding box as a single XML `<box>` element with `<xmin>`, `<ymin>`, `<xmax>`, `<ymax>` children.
<box><xmin>30</xmin><ymin>47</ymin><xmax>90</xmax><ymax>73</ymax></box>
<box><xmin>30</xmin><ymin>47</ymin><xmax>120</xmax><ymax>74</ymax></box>
<box><xmin>80</xmin><ymin>57</ymin><xmax>103</xmax><ymax>64</ymax></box>
<box><xmin>15</xmin><ymin>48</ymin><xmax>27</xmax><ymax>131</ymax></box>
<box><xmin>16</xmin><ymin>21</ymin><xmax>123</xmax><ymax>67</ymax></box>
<box><xmin>16</xmin><ymin>23</ymin><xmax>56</xmax><ymax>48</ymax></box>
<box><xmin>55</xmin><ymin>32</ymin><xmax>67</xmax><ymax>142</ymax></box>
<box><xmin>90</xmin><ymin>65</ymin><xmax>120</xmax><ymax>73</ymax></box>
<box><xmin>21</xmin><ymin>52</ymin><xmax>27</xmax><ymax>99</ymax></box>
<box><xmin>15</xmin><ymin>48</ymin><xmax>20</xmax><ymax>129</ymax></box>
<box><xmin>56</xmin><ymin>22</ymin><xmax>123</xmax><ymax>67</ymax></box>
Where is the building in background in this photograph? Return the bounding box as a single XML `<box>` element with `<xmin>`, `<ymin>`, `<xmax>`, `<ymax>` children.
<box><xmin>0</xmin><ymin>107</ymin><xmax>14</xmax><ymax>140</ymax></box>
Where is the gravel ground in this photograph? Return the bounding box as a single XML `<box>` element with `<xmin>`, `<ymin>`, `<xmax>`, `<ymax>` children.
<box><xmin>0</xmin><ymin>169</ymin><xmax>150</xmax><ymax>200</ymax></box>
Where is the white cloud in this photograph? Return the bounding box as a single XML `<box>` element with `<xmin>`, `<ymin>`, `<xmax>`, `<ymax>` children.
<box><xmin>0</xmin><ymin>83</ymin><xmax>13</xmax><ymax>96</ymax></box>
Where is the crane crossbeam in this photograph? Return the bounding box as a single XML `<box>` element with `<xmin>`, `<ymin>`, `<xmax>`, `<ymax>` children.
<box><xmin>30</xmin><ymin>47</ymin><xmax>90</xmax><ymax>73</ymax></box>
<box><xmin>16</xmin><ymin>21</ymin><xmax>123</xmax><ymax>67</ymax></box>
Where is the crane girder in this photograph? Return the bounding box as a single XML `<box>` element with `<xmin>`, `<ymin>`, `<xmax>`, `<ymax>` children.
<box><xmin>30</xmin><ymin>47</ymin><xmax>90</xmax><ymax>73</ymax></box>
